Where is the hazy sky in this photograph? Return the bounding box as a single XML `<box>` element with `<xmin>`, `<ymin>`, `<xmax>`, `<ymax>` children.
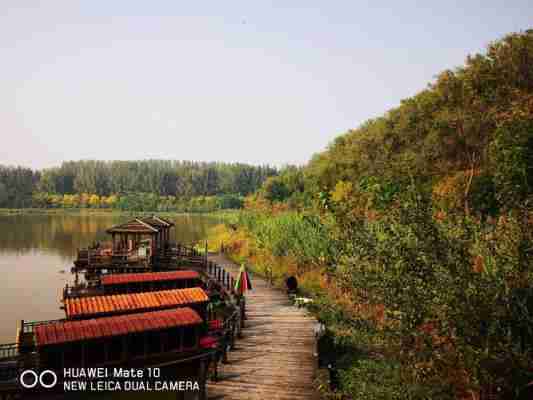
<box><xmin>1</xmin><ymin>1</ymin><xmax>532</xmax><ymax>169</ymax></box>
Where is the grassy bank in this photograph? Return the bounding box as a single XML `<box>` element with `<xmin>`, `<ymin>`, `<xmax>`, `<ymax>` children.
<box><xmin>206</xmin><ymin>211</ymin><xmax>329</xmax><ymax>295</ymax></box>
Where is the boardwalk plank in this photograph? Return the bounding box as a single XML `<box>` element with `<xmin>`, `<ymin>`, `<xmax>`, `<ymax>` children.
<box><xmin>207</xmin><ymin>254</ymin><xmax>318</xmax><ymax>400</ymax></box>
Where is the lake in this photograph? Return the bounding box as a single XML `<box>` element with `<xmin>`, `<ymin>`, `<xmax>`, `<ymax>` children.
<box><xmin>0</xmin><ymin>213</ymin><xmax>219</xmax><ymax>343</ymax></box>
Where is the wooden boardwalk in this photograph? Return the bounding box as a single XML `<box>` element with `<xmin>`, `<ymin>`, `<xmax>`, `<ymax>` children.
<box><xmin>207</xmin><ymin>254</ymin><xmax>319</xmax><ymax>400</ymax></box>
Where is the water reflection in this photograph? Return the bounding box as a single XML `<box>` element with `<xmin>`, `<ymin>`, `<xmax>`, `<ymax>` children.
<box><xmin>0</xmin><ymin>214</ymin><xmax>219</xmax><ymax>342</ymax></box>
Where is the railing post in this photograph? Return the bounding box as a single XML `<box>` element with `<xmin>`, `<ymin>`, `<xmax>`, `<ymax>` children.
<box><xmin>18</xmin><ymin>319</ymin><xmax>25</xmax><ymax>352</ymax></box>
<box><xmin>237</xmin><ymin>308</ymin><xmax>243</xmax><ymax>338</ymax></box>
<box><xmin>222</xmin><ymin>332</ymin><xmax>229</xmax><ymax>364</ymax></box>
<box><xmin>205</xmin><ymin>240</ymin><xmax>208</xmax><ymax>267</ymax></box>
<box><xmin>230</xmin><ymin>319</ymin><xmax>236</xmax><ymax>350</ymax></box>
<box><xmin>241</xmin><ymin>297</ymin><xmax>246</xmax><ymax>329</ymax></box>
<box><xmin>199</xmin><ymin>357</ymin><xmax>208</xmax><ymax>400</ymax></box>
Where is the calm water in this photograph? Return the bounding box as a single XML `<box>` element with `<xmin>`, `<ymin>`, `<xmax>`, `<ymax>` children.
<box><xmin>0</xmin><ymin>214</ymin><xmax>219</xmax><ymax>343</ymax></box>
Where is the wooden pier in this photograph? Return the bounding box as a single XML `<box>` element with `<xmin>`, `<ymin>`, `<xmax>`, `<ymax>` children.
<box><xmin>207</xmin><ymin>254</ymin><xmax>319</xmax><ymax>400</ymax></box>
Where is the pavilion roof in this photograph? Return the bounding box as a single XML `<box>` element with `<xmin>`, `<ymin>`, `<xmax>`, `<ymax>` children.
<box><xmin>106</xmin><ymin>216</ymin><xmax>174</xmax><ymax>234</ymax></box>
<box><xmin>142</xmin><ymin>216</ymin><xmax>175</xmax><ymax>228</ymax></box>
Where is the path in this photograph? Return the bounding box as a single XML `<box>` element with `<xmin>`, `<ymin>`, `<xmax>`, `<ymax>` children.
<box><xmin>207</xmin><ymin>254</ymin><xmax>319</xmax><ymax>400</ymax></box>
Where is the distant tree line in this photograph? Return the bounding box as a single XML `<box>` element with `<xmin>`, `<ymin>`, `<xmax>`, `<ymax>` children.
<box><xmin>0</xmin><ymin>166</ymin><xmax>39</xmax><ymax>208</ymax></box>
<box><xmin>0</xmin><ymin>160</ymin><xmax>277</xmax><ymax>211</ymax></box>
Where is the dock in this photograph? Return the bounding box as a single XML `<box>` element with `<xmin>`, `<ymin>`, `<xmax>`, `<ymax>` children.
<box><xmin>207</xmin><ymin>254</ymin><xmax>319</xmax><ymax>400</ymax></box>
<box><xmin>0</xmin><ymin>212</ymin><xmax>320</xmax><ymax>399</ymax></box>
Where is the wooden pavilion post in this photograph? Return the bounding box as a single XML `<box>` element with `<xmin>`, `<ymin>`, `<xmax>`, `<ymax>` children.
<box><xmin>152</xmin><ymin>232</ymin><xmax>157</xmax><ymax>266</ymax></box>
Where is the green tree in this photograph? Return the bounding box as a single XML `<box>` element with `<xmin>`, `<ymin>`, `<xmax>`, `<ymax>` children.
<box><xmin>490</xmin><ymin>118</ymin><xmax>533</xmax><ymax>208</ymax></box>
<box><xmin>262</xmin><ymin>177</ymin><xmax>290</xmax><ymax>202</ymax></box>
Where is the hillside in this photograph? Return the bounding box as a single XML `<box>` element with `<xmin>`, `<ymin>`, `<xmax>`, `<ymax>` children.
<box><xmin>306</xmin><ymin>30</ymin><xmax>533</xmax><ymax>215</ymax></box>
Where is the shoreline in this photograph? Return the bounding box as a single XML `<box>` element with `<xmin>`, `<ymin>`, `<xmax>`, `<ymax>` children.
<box><xmin>0</xmin><ymin>208</ymin><xmax>239</xmax><ymax>218</ymax></box>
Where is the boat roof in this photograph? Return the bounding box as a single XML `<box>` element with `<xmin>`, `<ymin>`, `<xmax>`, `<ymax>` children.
<box><xmin>101</xmin><ymin>270</ymin><xmax>200</xmax><ymax>286</ymax></box>
<box><xmin>64</xmin><ymin>287</ymin><xmax>208</xmax><ymax>319</ymax></box>
<box><xmin>35</xmin><ymin>307</ymin><xmax>202</xmax><ymax>347</ymax></box>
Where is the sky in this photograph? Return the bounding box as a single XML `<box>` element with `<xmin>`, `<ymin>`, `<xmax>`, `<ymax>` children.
<box><xmin>1</xmin><ymin>1</ymin><xmax>532</xmax><ymax>170</ymax></box>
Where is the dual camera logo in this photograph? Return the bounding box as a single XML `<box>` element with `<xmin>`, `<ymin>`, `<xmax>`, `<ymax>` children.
<box><xmin>19</xmin><ymin>369</ymin><xmax>58</xmax><ymax>389</ymax></box>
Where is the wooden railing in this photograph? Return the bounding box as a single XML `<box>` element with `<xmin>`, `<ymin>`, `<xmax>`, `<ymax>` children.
<box><xmin>22</xmin><ymin>319</ymin><xmax>66</xmax><ymax>334</ymax></box>
<box><xmin>205</xmin><ymin>260</ymin><xmax>235</xmax><ymax>295</ymax></box>
<box><xmin>0</xmin><ymin>344</ymin><xmax>18</xmax><ymax>361</ymax></box>
<box><xmin>63</xmin><ymin>283</ymin><xmax>104</xmax><ymax>300</ymax></box>
<box><xmin>75</xmin><ymin>242</ymin><xmax>204</xmax><ymax>269</ymax></box>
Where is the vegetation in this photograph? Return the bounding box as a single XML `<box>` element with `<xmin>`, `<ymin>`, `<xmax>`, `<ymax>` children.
<box><xmin>0</xmin><ymin>160</ymin><xmax>275</xmax><ymax>212</ymax></box>
<box><xmin>207</xmin><ymin>31</ymin><xmax>533</xmax><ymax>399</ymax></box>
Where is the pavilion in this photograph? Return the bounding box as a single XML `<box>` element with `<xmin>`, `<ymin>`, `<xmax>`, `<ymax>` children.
<box><xmin>105</xmin><ymin>216</ymin><xmax>175</xmax><ymax>259</ymax></box>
